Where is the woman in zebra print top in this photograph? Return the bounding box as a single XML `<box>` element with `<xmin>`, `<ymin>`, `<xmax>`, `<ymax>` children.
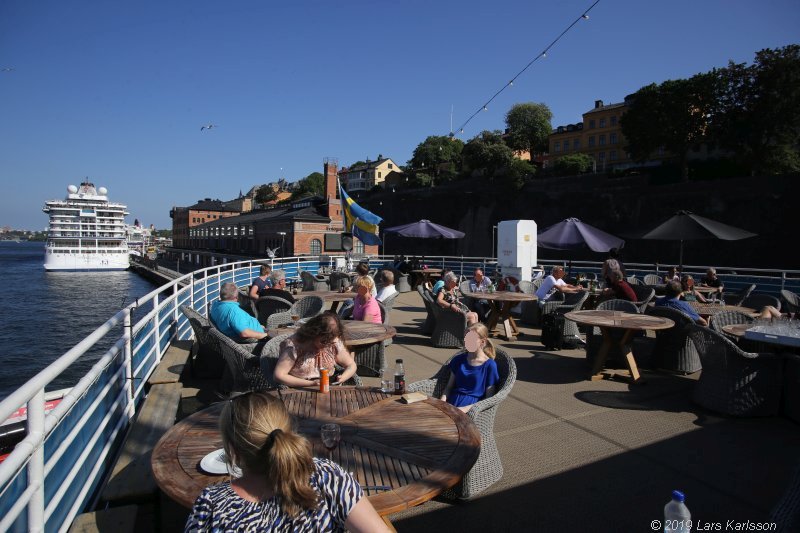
<box><xmin>184</xmin><ymin>392</ymin><xmax>388</xmax><ymax>532</ymax></box>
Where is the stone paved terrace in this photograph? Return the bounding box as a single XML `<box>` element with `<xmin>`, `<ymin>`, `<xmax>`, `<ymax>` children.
<box><xmin>172</xmin><ymin>289</ymin><xmax>800</xmax><ymax>532</ymax></box>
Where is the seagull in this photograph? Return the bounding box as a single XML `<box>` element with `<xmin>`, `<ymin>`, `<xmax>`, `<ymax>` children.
<box><xmin>265</xmin><ymin>247</ymin><xmax>279</xmax><ymax>259</ymax></box>
<box><xmin>200</xmin><ymin>124</ymin><xmax>218</xmax><ymax>131</ymax></box>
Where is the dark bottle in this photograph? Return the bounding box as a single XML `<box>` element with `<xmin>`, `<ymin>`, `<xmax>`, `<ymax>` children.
<box><xmin>394</xmin><ymin>358</ymin><xmax>405</xmax><ymax>395</ymax></box>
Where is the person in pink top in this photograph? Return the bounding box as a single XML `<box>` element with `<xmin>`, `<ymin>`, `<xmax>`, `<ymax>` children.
<box><xmin>352</xmin><ymin>276</ymin><xmax>382</xmax><ymax>324</ymax></box>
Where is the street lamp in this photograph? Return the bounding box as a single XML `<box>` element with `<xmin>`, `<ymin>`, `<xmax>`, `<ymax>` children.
<box><xmin>491</xmin><ymin>225</ymin><xmax>498</xmax><ymax>259</ymax></box>
<box><xmin>277</xmin><ymin>231</ymin><xmax>286</xmax><ymax>257</ymax></box>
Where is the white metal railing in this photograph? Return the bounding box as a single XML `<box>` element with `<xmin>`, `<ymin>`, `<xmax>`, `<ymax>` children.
<box><xmin>0</xmin><ymin>253</ymin><xmax>797</xmax><ymax>531</ymax></box>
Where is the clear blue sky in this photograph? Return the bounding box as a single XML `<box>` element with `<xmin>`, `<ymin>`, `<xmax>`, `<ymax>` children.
<box><xmin>1</xmin><ymin>0</ymin><xmax>797</xmax><ymax>230</ymax></box>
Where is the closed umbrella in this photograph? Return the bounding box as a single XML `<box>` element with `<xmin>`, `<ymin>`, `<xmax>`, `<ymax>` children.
<box><xmin>638</xmin><ymin>210</ymin><xmax>757</xmax><ymax>266</ymax></box>
<box><xmin>537</xmin><ymin>218</ymin><xmax>625</xmax><ymax>252</ymax></box>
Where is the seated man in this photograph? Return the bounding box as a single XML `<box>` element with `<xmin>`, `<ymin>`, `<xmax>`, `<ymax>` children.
<box><xmin>700</xmin><ymin>267</ymin><xmax>724</xmax><ymax>298</ymax></box>
<box><xmin>468</xmin><ymin>268</ymin><xmax>492</xmax><ymax>323</ymax></box>
<box><xmin>248</xmin><ymin>264</ymin><xmax>273</xmax><ymax>299</ymax></box>
<box><xmin>599</xmin><ymin>270</ymin><xmax>637</xmax><ymax>302</ymax></box>
<box><xmin>654</xmin><ymin>281</ymin><xmax>708</xmax><ymax>326</ymax></box>
<box><xmin>257</xmin><ymin>269</ymin><xmax>297</xmax><ymax>318</ymax></box>
<box><xmin>211</xmin><ymin>282</ymin><xmax>269</xmax><ymax>342</ymax></box>
<box><xmin>376</xmin><ymin>269</ymin><xmax>398</xmax><ymax>303</ymax></box>
<box><xmin>535</xmin><ymin>266</ymin><xmax>584</xmax><ymax>305</ymax></box>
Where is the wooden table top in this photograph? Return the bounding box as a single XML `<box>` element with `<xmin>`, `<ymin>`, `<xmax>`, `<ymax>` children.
<box><xmin>462</xmin><ymin>291</ymin><xmax>538</xmax><ymax>303</ymax></box>
<box><xmin>151</xmin><ymin>387</ymin><xmax>481</xmax><ymax>515</ymax></box>
<box><xmin>689</xmin><ymin>302</ymin><xmax>758</xmax><ymax>317</ymax></box>
<box><xmin>721</xmin><ymin>323</ymin><xmax>750</xmax><ymax>337</ymax></box>
<box><xmin>270</xmin><ymin>321</ymin><xmax>397</xmax><ymax>347</ymax></box>
<box><xmin>564</xmin><ymin>310</ymin><xmax>675</xmax><ymax>330</ymax></box>
<box><xmin>296</xmin><ymin>290</ymin><xmax>357</xmax><ymax>302</ymax></box>
<box><xmin>692</xmin><ymin>285</ymin><xmax>721</xmax><ymax>294</ymax></box>
<box><xmin>411</xmin><ymin>268</ymin><xmax>442</xmax><ymax>274</ymax></box>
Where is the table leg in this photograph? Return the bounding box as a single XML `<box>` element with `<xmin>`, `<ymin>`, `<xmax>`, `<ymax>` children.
<box><xmin>619</xmin><ymin>329</ymin><xmax>641</xmax><ymax>382</ymax></box>
<box><xmin>589</xmin><ymin>327</ymin><xmax>614</xmax><ymax>380</ymax></box>
<box><xmin>589</xmin><ymin>328</ymin><xmax>642</xmax><ymax>383</ymax></box>
<box><xmin>499</xmin><ymin>302</ymin><xmax>518</xmax><ymax>341</ymax></box>
<box><xmin>331</xmin><ymin>301</ymin><xmax>340</xmax><ymax>312</ymax></box>
<box><xmin>485</xmin><ymin>301</ymin><xmax>502</xmax><ymax>335</ymax></box>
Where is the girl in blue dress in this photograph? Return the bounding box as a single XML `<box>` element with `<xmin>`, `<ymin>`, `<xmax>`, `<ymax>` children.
<box><xmin>441</xmin><ymin>323</ymin><xmax>500</xmax><ymax>412</ymax></box>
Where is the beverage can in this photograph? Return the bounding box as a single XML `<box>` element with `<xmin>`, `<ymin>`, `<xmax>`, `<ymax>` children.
<box><xmin>320</xmin><ymin>369</ymin><xmax>330</xmax><ymax>393</ymax></box>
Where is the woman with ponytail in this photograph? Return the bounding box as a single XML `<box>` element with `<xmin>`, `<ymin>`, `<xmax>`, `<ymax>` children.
<box><xmin>184</xmin><ymin>392</ymin><xmax>388</xmax><ymax>532</ymax></box>
<box><xmin>440</xmin><ymin>322</ymin><xmax>500</xmax><ymax>413</ymax></box>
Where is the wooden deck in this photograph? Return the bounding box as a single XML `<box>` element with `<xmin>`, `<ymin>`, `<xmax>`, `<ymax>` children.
<box><xmin>131</xmin><ymin>290</ymin><xmax>799</xmax><ymax>531</ymax></box>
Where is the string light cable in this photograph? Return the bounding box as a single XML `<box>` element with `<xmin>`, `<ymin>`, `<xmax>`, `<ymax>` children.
<box><xmin>452</xmin><ymin>0</ymin><xmax>600</xmax><ymax>137</ymax></box>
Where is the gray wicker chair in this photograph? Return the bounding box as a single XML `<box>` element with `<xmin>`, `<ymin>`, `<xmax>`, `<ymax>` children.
<box><xmin>267</xmin><ymin>296</ymin><xmax>325</xmax><ymax>331</ymax></box>
<box><xmin>643</xmin><ymin>274</ymin><xmax>662</xmax><ymax>286</ymax></box>
<box><xmin>394</xmin><ymin>272</ymin><xmax>411</xmax><ymax>293</ymax></box>
<box><xmin>520</xmin><ymin>279</ymin><xmax>545</xmax><ymax>325</ymax></box>
<box><xmin>417</xmin><ymin>285</ymin><xmax>437</xmax><ymax>335</ymax></box>
<box><xmin>255</xmin><ymin>295</ymin><xmax>293</xmax><ymax>327</ymax></box>
<box><xmin>687</xmin><ymin>325</ymin><xmax>784</xmax><ymax>416</ymax></box>
<box><xmin>300</xmin><ymin>270</ymin><xmax>329</xmax><ymax>291</ymax></box>
<box><xmin>769</xmin><ymin>463</ymin><xmax>800</xmax><ymax>532</ymax></box>
<box><xmin>541</xmin><ymin>291</ymin><xmax>589</xmax><ymax>341</ymax></box>
<box><xmin>238</xmin><ymin>288</ymin><xmax>256</xmax><ymax>317</ymax></box>
<box><xmin>741</xmin><ymin>293</ymin><xmax>780</xmax><ymax>312</ymax></box>
<box><xmin>630</xmin><ymin>285</ymin><xmax>656</xmax><ymax>313</ymax></box>
<box><xmin>407</xmin><ymin>348</ymin><xmax>517</xmax><ymax>499</ymax></box>
<box><xmin>585</xmin><ymin>299</ymin><xmax>640</xmax><ymax>368</ymax></box>
<box><xmin>181</xmin><ymin>305</ymin><xmax>226</xmax><ymax>379</ymax></box>
<box><xmin>210</xmin><ymin>328</ymin><xmax>275</xmax><ymax>393</ymax></box>
<box><xmin>781</xmin><ymin>290</ymin><xmax>800</xmax><ymax>315</ymax></box>
<box><xmin>645</xmin><ymin>306</ymin><xmax>701</xmax><ymax>374</ymax></box>
<box><xmin>710</xmin><ymin>310</ymin><xmax>755</xmax><ymax>341</ymax></box>
<box><xmin>726</xmin><ymin>283</ymin><xmax>756</xmax><ymax>306</ymax></box>
<box><xmin>328</xmin><ymin>272</ymin><xmax>351</xmax><ymax>291</ymax></box>
<box><xmin>627</xmin><ymin>276</ymin><xmax>642</xmax><ymax>285</ymax></box>
<box><xmin>260</xmin><ymin>333</ymin><xmax>363</xmax><ymax>386</ymax></box>
<box><xmin>459</xmin><ymin>280</ymin><xmax>475</xmax><ymax>310</ymax></box>
<box><xmin>429</xmin><ymin>296</ymin><xmax>468</xmax><ymax>348</ymax></box>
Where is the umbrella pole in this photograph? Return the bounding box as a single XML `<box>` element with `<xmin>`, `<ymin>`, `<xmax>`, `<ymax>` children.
<box><xmin>679</xmin><ymin>240</ymin><xmax>684</xmax><ymax>271</ymax></box>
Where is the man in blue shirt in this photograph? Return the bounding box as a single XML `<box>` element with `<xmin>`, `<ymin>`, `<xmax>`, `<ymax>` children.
<box><xmin>211</xmin><ymin>282</ymin><xmax>270</xmax><ymax>341</ymax></box>
<box><xmin>654</xmin><ymin>281</ymin><xmax>708</xmax><ymax>326</ymax></box>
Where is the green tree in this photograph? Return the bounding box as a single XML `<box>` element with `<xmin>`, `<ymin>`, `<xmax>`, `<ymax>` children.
<box><xmin>553</xmin><ymin>153</ymin><xmax>593</xmax><ymax>176</ymax></box>
<box><xmin>621</xmin><ymin>73</ymin><xmax>717</xmax><ymax>181</ymax></box>
<box><xmin>461</xmin><ymin>130</ymin><xmax>514</xmax><ymax>177</ymax></box>
<box><xmin>288</xmin><ymin>172</ymin><xmax>325</xmax><ymax>201</ymax></box>
<box><xmin>255</xmin><ymin>186</ymin><xmax>277</xmax><ymax>204</ymax></box>
<box><xmin>504</xmin><ymin>102</ymin><xmax>553</xmax><ymax>156</ymax></box>
<box><xmin>713</xmin><ymin>45</ymin><xmax>800</xmax><ymax>174</ymax></box>
<box><xmin>407</xmin><ymin>136</ymin><xmax>464</xmax><ymax>185</ymax></box>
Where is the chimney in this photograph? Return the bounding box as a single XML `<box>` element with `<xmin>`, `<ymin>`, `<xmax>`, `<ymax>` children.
<box><xmin>594</xmin><ymin>100</ymin><xmax>603</xmax><ymax>109</ymax></box>
<box><xmin>323</xmin><ymin>157</ymin><xmax>342</xmax><ymax>223</ymax></box>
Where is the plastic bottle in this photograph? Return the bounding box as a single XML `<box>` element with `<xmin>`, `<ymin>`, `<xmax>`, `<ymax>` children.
<box><xmin>663</xmin><ymin>490</ymin><xmax>691</xmax><ymax>533</ymax></box>
<box><xmin>319</xmin><ymin>369</ymin><xmax>330</xmax><ymax>394</ymax></box>
<box><xmin>394</xmin><ymin>359</ymin><xmax>405</xmax><ymax>395</ymax></box>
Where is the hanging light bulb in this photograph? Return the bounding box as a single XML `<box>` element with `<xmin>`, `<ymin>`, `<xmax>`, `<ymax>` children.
<box><xmin>542</xmin><ymin>51</ymin><xmax>547</xmax><ymax>58</ymax></box>
<box><xmin>483</xmin><ymin>105</ymin><xmax>488</xmax><ymax>111</ymax></box>
<box><xmin>460</xmin><ymin>128</ymin><xmax>464</xmax><ymax>133</ymax></box>
<box><xmin>582</xmin><ymin>14</ymin><xmax>589</xmax><ymax>20</ymax></box>
<box><xmin>509</xmin><ymin>80</ymin><xmax>514</xmax><ymax>86</ymax></box>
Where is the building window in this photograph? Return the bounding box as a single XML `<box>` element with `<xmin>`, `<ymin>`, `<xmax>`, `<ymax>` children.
<box><xmin>388</xmin><ymin>163</ymin><xmax>393</xmax><ymax>169</ymax></box>
<box><xmin>378</xmin><ymin>172</ymin><xmax>381</xmax><ymax>178</ymax></box>
<box><xmin>610</xmin><ymin>133</ymin><xmax>618</xmax><ymax>144</ymax></box>
<box><xmin>554</xmin><ymin>142</ymin><xmax>561</xmax><ymax>153</ymax></box>
<box><xmin>610</xmin><ymin>116</ymin><xmax>617</xmax><ymax>126</ymax></box>
<box><xmin>599</xmin><ymin>118</ymin><xmax>606</xmax><ymax>128</ymax></box>
<box><xmin>309</xmin><ymin>239</ymin><xmax>322</xmax><ymax>255</ymax></box>
<box><xmin>573</xmin><ymin>139</ymin><xmax>580</xmax><ymax>150</ymax></box>
<box><xmin>598</xmin><ymin>152</ymin><xmax>606</xmax><ymax>160</ymax></box>
<box><xmin>354</xmin><ymin>240</ymin><xmax>364</xmax><ymax>254</ymax></box>
<box><xmin>610</xmin><ymin>150</ymin><xmax>618</xmax><ymax>161</ymax></box>
<box><xmin>599</xmin><ymin>134</ymin><xmax>606</xmax><ymax>146</ymax></box>
<box><xmin>588</xmin><ymin>136</ymin><xmax>595</xmax><ymax>147</ymax></box>
<box><xmin>589</xmin><ymin>119</ymin><xmax>595</xmax><ymax>129</ymax></box>
<box><xmin>249</xmin><ymin>226</ymin><xmax>253</xmax><ymax>236</ymax></box>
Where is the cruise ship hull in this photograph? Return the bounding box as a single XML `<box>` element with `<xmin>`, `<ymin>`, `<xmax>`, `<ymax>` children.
<box><xmin>43</xmin><ymin>251</ymin><xmax>130</xmax><ymax>271</ymax></box>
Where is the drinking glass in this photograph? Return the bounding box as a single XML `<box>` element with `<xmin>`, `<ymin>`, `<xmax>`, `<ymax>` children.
<box><xmin>380</xmin><ymin>367</ymin><xmax>393</xmax><ymax>393</ymax></box>
<box><xmin>320</xmin><ymin>423</ymin><xmax>341</xmax><ymax>459</ymax></box>
<box><xmin>291</xmin><ymin>314</ymin><xmax>300</xmax><ymax>327</ymax></box>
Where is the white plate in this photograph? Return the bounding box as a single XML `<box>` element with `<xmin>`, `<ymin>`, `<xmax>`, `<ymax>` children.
<box><xmin>200</xmin><ymin>449</ymin><xmax>242</xmax><ymax>476</ymax></box>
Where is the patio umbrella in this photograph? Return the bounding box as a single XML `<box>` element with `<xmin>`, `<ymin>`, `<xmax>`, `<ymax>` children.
<box><xmin>638</xmin><ymin>210</ymin><xmax>757</xmax><ymax>267</ymax></box>
<box><xmin>537</xmin><ymin>218</ymin><xmax>625</xmax><ymax>253</ymax></box>
<box><xmin>383</xmin><ymin>219</ymin><xmax>464</xmax><ymax>255</ymax></box>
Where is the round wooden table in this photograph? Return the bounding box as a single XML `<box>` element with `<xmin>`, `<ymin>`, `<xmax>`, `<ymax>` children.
<box><xmin>270</xmin><ymin>321</ymin><xmax>397</xmax><ymax>347</ymax></box>
<box><xmin>151</xmin><ymin>387</ymin><xmax>481</xmax><ymax>516</ymax></box>
<box><xmin>411</xmin><ymin>268</ymin><xmax>442</xmax><ymax>288</ymax></box>
<box><xmin>564</xmin><ymin>310</ymin><xmax>675</xmax><ymax>383</ymax></box>
<box><xmin>688</xmin><ymin>302</ymin><xmax>759</xmax><ymax>320</ymax></box>
<box><xmin>295</xmin><ymin>290</ymin><xmax>357</xmax><ymax>311</ymax></box>
<box><xmin>462</xmin><ymin>291</ymin><xmax>537</xmax><ymax>341</ymax></box>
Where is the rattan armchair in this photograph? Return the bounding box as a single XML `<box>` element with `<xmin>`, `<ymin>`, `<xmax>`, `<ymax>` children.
<box><xmin>300</xmin><ymin>270</ymin><xmax>329</xmax><ymax>292</ymax></box>
<box><xmin>210</xmin><ymin>328</ymin><xmax>275</xmax><ymax>393</ymax></box>
<box><xmin>726</xmin><ymin>283</ymin><xmax>756</xmax><ymax>306</ymax></box>
<box><xmin>687</xmin><ymin>325</ymin><xmax>783</xmax><ymax>416</ymax></box>
<box><xmin>630</xmin><ymin>285</ymin><xmax>656</xmax><ymax>313</ymax></box>
<box><xmin>710</xmin><ymin>310</ymin><xmax>755</xmax><ymax>341</ymax></box>
<box><xmin>429</xmin><ymin>296</ymin><xmax>468</xmax><ymax>348</ymax></box>
<box><xmin>645</xmin><ymin>306</ymin><xmax>701</xmax><ymax>374</ymax></box>
<box><xmin>328</xmin><ymin>271</ymin><xmax>351</xmax><ymax>291</ymax></box>
<box><xmin>417</xmin><ymin>285</ymin><xmax>437</xmax><ymax>335</ymax></box>
<box><xmin>407</xmin><ymin>348</ymin><xmax>517</xmax><ymax>499</ymax></box>
<box><xmin>781</xmin><ymin>289</ymin><xmax>800</xmax><ymax>315</ymax></box>
<box><xmin>643</xmin><ymin>274</ymin><xmax>663</xmax><ymax>286</ymax></box>
<box><xmin>255</xmin><ymin>295</ymin><xmax>293</xmax><ymax>327</ymax></box>
<box><xmin>181</xmin><ymin>305</ymin><xmax>226</xmax><ymax>379</ymax></box>
<box><xmin>541</xmin><ymin>291</ymin><xmax>589</xmax><ymax>340</ymax></box>
<box><xmin>520</xmin><ymin>279</ymin><xmax>545</xmax><ymax>325</ymax></box>
<box><xmin>237</xmin><ymin>288</ymin><xmax>256</xmax><ymax>317</ymax></box>
<box><xmin>627</xmin><ymin>276</ymin><xmax>642</xmax><ymax>285</ymax></box>
<box><xmin>394</xmin><ymin>271</ymin><xmax>411</xmax><ymax>293</ymax></box>
<box><xmin>741</xmin><ymin>293</ymin><xmax>781</xmax><ymax>312</ymax></box>
<box><xmin>267</xmin><ymin>296</ymin><xmax>325</xmax><ymax>330</ymax></box>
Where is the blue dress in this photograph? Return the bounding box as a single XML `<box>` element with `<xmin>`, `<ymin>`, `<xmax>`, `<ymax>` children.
<box><xmin>446</xmin><ymin>352</ymin><xmax>500</xmax><ymax>408</ymax></box>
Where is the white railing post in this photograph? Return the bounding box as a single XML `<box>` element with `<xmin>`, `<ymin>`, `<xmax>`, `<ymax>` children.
<box><xmin>123</xmin><ymin>308</ymin><xmax>135</xmax><ymax>412</ymax></box>
<box><xmin>27</xmin><ymin>389</ymin><xmax>46</xmax><ymax>533</ymax></box>
<box><xmin>152</xmin><ymin>294</ymin><xmax>160</xmax><ymax>361</ymax></box>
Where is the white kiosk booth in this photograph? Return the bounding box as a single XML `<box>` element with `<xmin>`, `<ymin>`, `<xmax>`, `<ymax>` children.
<box><xmin>497</xmin><ymin>220</ymin><xmax>537</xmax><ymax>281</ymax></box>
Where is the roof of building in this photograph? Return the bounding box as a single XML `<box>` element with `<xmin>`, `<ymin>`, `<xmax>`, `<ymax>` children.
<box><xmin>187</xmin><ymin>198</ymin><xmax>240</xmax><ymax>212</ymax></box>
<box><xmin>584</xmin><ymin>101</ymin><xmax>626</xmax><ymax>115</ymax></box>
<box><xmin>197</xmin><ymin>198</ymin><xmax>330</xmax><ymax>228</ymax></box>
<box><xmin>340</xmin><ymin>158</ymin><xmax>394</xmax><ymax>173</ymax></box>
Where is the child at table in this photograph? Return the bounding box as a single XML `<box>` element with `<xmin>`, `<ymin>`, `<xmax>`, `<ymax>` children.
<box><xmin>440</xmin><ymin>323</ymin><xmax>500</xmax><ymax>413</ymax></box>
<box><xmin>184</xmin><ymin>392</ymin><xmax>388</xmax><ymax>532</ymax></box>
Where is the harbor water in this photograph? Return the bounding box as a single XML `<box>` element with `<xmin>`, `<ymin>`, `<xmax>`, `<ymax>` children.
<box><xmin>0</xmin><ymin>241</ymin><xmax>158</xmax><ymax>400</ymax></box>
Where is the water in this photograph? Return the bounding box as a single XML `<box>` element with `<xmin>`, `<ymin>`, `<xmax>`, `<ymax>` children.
<box><xmin>0</xmin><ymin>241</ymin><xmax>159</xmax><ymax>400</ymax></box>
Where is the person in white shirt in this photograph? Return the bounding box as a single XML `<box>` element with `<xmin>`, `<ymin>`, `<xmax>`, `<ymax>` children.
<box><xmin>468</xmin><ymin>268</ymin><xmax>492</xmax><ymax>322</ymax></box>
<box><xmin>535</xmin><ymin>266</ymin><xmax>584</xmax><ymax>306</ymax></box>
<box><xmin>376</xmin><ymin>270</ymin><xmax>398</xmax><ymax>302</ymax></box>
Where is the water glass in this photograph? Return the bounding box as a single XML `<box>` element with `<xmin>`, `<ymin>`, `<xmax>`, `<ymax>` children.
<box><xmin>380</xmin><ymin>367</ymin><xmax>393</xmax><ymax>393</ymax></box>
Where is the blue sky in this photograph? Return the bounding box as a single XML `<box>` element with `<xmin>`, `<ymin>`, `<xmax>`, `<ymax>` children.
<box><xmin>1</xmin><ymin>0</ymin><xmax>797</xmax><ymax>230</ymax></box>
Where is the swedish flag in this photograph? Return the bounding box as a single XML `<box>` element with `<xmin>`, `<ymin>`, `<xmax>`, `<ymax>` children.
<box><xmin>339</xmin><ymin>182</ymin><xmax>382</xmax><ymax>245</ymax></box>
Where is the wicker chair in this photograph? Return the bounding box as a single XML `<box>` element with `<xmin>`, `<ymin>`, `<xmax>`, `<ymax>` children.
<box><xmin>643</xmin><ymin>274</ymin><xmax>662</xmax><ymax>286</ymax></box>
<box><xmin>769</xmin><ymin>463</ymin><xmax>800</xmax><ymax>532</ymax></box>
<box><xmin>417</xmin><ymin>285</ymin><xmax>437</xmax><ymax>335</ymax></box>
<box><xmin>645</xmin><ymin>306</ymin><xmax>701</xmax><ymax>374</ymax></box>
<box><xmin>267</xmin><ymin>296</ymin><xmax>325</xmax><ymax>330</ymax></box>
<box><xmin>210</xmin><ymin>328</ymin><xmax>275</xmax><ymax>393</ymax></box>
<box><xmin>710</xmin><ymin>310</ymin><xmax>755</xmax><ymax>341</ymax></box>
<box><xmin>630</xmin><ymin>285</ymin><xmax>656</xmax><ymax>313</ymax></box>
<box><xmin>260</xmin><ymin>333</ymin><xmax>363</xmax><ymax>386</ymax></box>
<box><xmin>520</xmin><ymin>279</ymin><xmax>546</xmax><ymax>325</ymax></box>
<box><xmin>255</xmin><ymin>295</ymin><xmax>293</xmax><ymax>327</ymax></box>
<box><xmin>430</xmin><ymin>296</ymin><xmax>468</xmax><ymax>348</ymax></box>
<box><xmin>300</xmin><ymin>270</ymin><xmax>329</xmax><ymax>292</ymax></box>
<box><xmin>394</xmin><ymin>272</ymin><xmax>411</xmax><ymax>293</ymax></box>
<box><xmin>237</xmin><ymin>288</ymin><xmax>256</xmax><ymax>317</ymax></box>
<box><xmin>585</xmin><ymin>299</ymin><xmax>640</xmax><ymax>369</ymax></box>
<box><xmin>781</xmin><ymin>290</ymin><xmax>800</xmax><ymax>315</ymax></box>
<box><xmin>687</xmin><ymin>325</ymin><xmax>784</xmax><ymax>416</ymax></box>
<box><xmin>726</xmin><ymin>283</ymin><xmax>756</xmax><ymax>306</ymax></box>
<box><xmin>741</xmin><ymin>293</ymin><xmax>781</xmax><ymax>312</ymax></box>
<box><xmin>328</xmin><ymin>272</ymin><xmax>351</xmax><ymax>291</ymax></box>
<box><xmin>407</xmin><ymin>348</ymin><xmax>517</xmax><ymax>499</ymax></box>
<box><xmin>541</xmin><ymin>291</ymin><xmax>589</xmax><ymax>341</ymax></box>
<box><xmin>459</xmin><ymin>280</ymin><xmax>475</xmax><ymax>310</ymax></box>
<box><xmin>181</xmin><ymin>305</ymin><xmax>226</xmax><ymax>379</ymax></box>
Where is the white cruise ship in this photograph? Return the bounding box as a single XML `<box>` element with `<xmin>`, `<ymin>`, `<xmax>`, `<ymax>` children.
<box><xmin>42</xmin><ymin>181</ymin><xmax>130</xmax><ymax>271</ymax></box>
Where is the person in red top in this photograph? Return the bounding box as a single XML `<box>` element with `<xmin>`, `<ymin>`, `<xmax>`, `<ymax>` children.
<box><xmin>600</xmin><ymin>270</ymin><xmax>637</xmax><ymax>302</ymax></box>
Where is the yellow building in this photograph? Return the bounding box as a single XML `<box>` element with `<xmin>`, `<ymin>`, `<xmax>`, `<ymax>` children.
<box><xmin>340</xmin><ymin>158</ymin><xmax>403</xmax><ymax>192</ymax></box>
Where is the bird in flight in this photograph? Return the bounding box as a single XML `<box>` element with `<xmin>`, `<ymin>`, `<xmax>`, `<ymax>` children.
<box><xmin>200</xmin><ymin>124</ymin><xmax>218</xmax><ymax>131</ymax></box>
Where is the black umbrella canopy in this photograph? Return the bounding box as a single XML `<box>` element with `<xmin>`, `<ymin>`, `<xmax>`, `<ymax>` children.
<box><xmin>638</xmin><ymin>210</ymin><xmax>757</xmax><ymax>266</ymax></box>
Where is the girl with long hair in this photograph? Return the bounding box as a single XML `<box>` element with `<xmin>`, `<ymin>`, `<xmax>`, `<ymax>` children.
<box><xmin>440</xmin><ymin>323</ymin><xmax>500</xmax><ymax>413</ymax></box>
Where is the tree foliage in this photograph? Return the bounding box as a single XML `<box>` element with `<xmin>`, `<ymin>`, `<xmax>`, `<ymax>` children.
<box><xmin>504</xmin><ymin>102</ymin><xmax>553</xmax><ymax>156</ymax></box>
<box><xmin>289</xmin><ymin>172</ymin><xmax>325</xmax><ymax>200</ymax></box>
<box><xmin>462</xmin><ymin>130</ymin><xmax>529</xmax><ymax>188</ymax></box>
<box><xmin>553</xmin><ymin>153</ymin><xmax>593</xmax><ymax>176</ymax></box>
<box><xmin>407</xmin><ymin>136</ymin><xmax>464</xmax><ymax>185</ymax></box>
<box><xmin>255</xmin><ymin>186</ymin><xmax>277</xmax><ymax>204</ymax></box>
